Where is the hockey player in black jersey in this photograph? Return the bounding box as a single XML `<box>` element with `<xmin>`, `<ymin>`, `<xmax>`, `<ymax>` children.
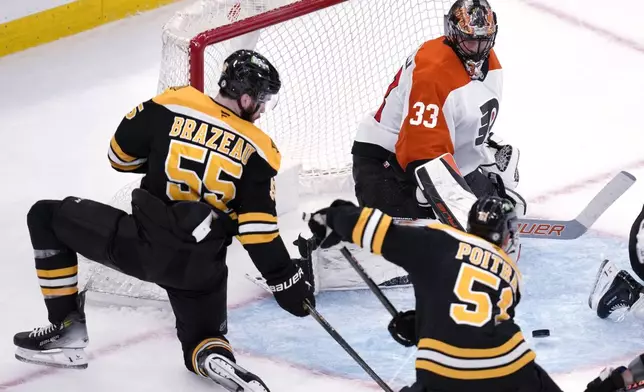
<box><xmin>13</xmin><ymin>50</ymin><xmax>314</xmax><ymax>392</ymax></box>
<box><xmin>308</xmin><ymin>195</ymin><xmax>562</xmax><ymax>392</ymax></box>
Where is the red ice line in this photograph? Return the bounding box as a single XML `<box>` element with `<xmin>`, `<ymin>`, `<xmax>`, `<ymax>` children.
<box><xmin>529</xmin><ymin>159</ymin><xmax>644</xmax><ymax>205</ymax></box>
<box><xmin>2</xmin><ymin>166</ymin><xmax>642</xmax><ymax>390</ymax></box>
<box><xmin>3</xmin><ymin>163</ymin><xmax>641</xmax><ymax>390</ymax></box>
<box><xmin>0</xmin><ymin>328</ymin><xmax>174</xmax><ymax>390</ymax></box>
<box><xmin>517</xmin><ymin>0</ymin><xmax>644</xmax><ymax>55</ymax></box>
<box><xmin>0</xmin><ymin>295</ymin><xmax>266</xmax><ymax>390</ymax></box>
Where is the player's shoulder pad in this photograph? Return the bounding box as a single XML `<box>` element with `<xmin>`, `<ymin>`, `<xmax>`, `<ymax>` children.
<box><xmin>152</xmin><ymin>86</ymin><xmax>281</xmax><ymax>172</ymax></box>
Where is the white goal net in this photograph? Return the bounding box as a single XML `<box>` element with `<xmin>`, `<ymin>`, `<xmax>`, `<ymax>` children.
<box><xmin>80</xmin><ymin>0</ymin><xmax>453</xmax><ymax>304</ymax></box>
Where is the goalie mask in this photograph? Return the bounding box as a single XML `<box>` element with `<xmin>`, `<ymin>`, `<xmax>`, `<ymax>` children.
<box><xmin>218</xmin><ymin>49</ymin><xmax>281</xmax><ymax>121</ymax></box>
<box><xmin>467</xmin><ymin>195</ymin><xmax>520</xmax><ymax>260</ymax></box>
<box><xmin>445</xmin><ymin>0</ymin><xmax>498</xmax><ymax>79</ymax></box>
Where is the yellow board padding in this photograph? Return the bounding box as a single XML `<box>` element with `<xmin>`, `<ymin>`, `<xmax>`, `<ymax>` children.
<box><xmin>0</xmin><ymin>0</ymin><xmax>178</xmax><ymax>57</ymax></box>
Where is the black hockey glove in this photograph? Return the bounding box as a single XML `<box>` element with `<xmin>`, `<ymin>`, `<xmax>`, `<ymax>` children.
<box><xmin>266</xmin><ymin>264</ymin><xmax>315</xmax><ymax>317</ymax></box>
<box><xmin>306</xmin><ymin>199</ymin><xmax>356</xmax><ymax>249</ymax></box>
<box><xmin>388</xmin><ymin>310</ymin><xmax>417</xmax><ymax>347</ymax></box>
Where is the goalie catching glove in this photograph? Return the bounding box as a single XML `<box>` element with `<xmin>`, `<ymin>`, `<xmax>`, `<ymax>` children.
<box><xmin>480</xmin><ymin>132</ymin><xmax>520</xmax><ymax>191</ymax></box>
<box><xmin>266</xmin><ymin>263</ymin><xmax>315</xmax><ymax>317</ymax></box>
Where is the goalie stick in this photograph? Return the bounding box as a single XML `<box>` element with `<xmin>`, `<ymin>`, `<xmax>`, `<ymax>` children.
<box><xmin>415</xmin><ymin>154</ymin><xmax>636</xmax><ymax>239</ymax></box>
<box><xmin>244</xmin><ymin>274</ymin><xmax>394</xmax><ymax>392</ymax></box>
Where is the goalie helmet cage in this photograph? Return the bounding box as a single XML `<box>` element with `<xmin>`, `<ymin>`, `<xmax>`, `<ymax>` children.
<box><xmin>80</xmin><ymin>0</ymin><xmax>453</xmax><ymax>304</ymax></box>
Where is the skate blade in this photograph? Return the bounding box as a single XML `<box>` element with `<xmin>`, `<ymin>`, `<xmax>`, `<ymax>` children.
<box><xmin>205</xmin><ymin>356</ymin><xmax>267</xmax><ymax>392</ymax></box>
<box><xmin>15</xmin><ymin>347</ymin><xmax>88</xmax><ymax>369</ymax></box>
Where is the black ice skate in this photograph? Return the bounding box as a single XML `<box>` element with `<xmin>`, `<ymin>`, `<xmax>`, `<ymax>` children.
<box><xmin>198</xmin><ymin>352</ymin><xmax>270</xmax><ymax>392</ymax></box>
<box><xmin>14</xmin><ymin>291</ymin><xmax>89</xmax><ymax>369</ymax></box>
<box><xmin>594</xmin><ymin>268</ymin><xmax>644</xmax><ymax>319</ymax></box>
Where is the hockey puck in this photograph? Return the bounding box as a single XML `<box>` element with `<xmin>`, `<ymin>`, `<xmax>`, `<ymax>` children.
<box><xmin>531</xmin><ymin>329</ymin><xmax>550</xmax><ymax>338</ymax></box>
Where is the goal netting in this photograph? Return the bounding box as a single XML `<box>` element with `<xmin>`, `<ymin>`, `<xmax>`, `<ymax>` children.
<box><xmin>80</xmin><ymin>0</ymin><xmax>452</xmax><ymax>304</ymax></box>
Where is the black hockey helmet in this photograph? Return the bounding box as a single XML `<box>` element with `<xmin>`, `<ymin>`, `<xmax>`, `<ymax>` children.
<box><xmin>467</xmin><ymin>195</ymin><xmax>517</xmax><ymax>250</ymax></box>
<box><xmin>218</xmin><ymin>49</ymin><xmax>281</xmax><ymax>119</ymax></box>
<box><xmin>445</xmin><ymin>0</ymin><xmax>498</xmax><ymax>64</ymax></box>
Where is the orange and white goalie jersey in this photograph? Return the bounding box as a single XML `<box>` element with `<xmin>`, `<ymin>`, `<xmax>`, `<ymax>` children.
<box><xmin>352</xmin><ymin>36</ymin><xmax>502</xmax><ymax>175</ymax></box>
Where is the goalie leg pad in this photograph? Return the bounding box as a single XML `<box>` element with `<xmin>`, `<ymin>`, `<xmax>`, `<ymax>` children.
<box><xmin>630</xmin><ymin>204</ymin><xmax>644</xmax><ymax>281</ymax></box>
<box><xmin>414</xmin><ymin>153</ymin><xmax>477</xmax><ymax>230</ymax></box>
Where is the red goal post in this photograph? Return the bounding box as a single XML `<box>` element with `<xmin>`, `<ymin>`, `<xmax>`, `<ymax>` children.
<box><xmin>158</xmin><ymin>0</ymin><xmax>452</xmax><ymax>193</ymax></box>
<box><xmin>189</xmin><ymin>0</ymin><xmax>348</xmax><ymax>93</ymax></box>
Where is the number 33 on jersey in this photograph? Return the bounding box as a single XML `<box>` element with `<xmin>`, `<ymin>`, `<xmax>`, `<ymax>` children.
<box><xmin>353</xmin><ymin>36</ymin><xmax>502</xmax><ymax>176</ymax></box>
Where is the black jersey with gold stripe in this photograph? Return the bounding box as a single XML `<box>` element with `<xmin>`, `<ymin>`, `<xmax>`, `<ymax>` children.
<box><xmin>326</xmin><ymin>205</ymin><xmax>537</xmax><ymax>391</ymax></box>
<box><xmin>108</xmin><ymin>86</ymin><xmax>291</xmax><ymax>281</ymax></box>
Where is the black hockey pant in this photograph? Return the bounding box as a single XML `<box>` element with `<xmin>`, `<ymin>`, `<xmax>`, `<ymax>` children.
<box><xmin>26</xmin><ymin>195</ymin><xmax>230</xmax><ymax>373</ymax></box>
<box><xmin>352</xmin><ymin>156</ymin><xmax>434</xmax><ymax>219</ymax></box>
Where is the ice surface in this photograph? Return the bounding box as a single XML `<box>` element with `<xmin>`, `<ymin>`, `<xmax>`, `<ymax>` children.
<box><xmin>1</xmin><ymin>0</ymin><xmax>644</xmax><ymax>391</ymax></box>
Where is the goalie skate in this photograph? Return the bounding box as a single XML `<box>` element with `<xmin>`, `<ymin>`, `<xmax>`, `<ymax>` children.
<box><xmin>589</xmin><ymin>260</ymin><xmax>644</xmax><ymax>320</ymax></box>
<box><xmin>203</xmin><ymin>353</ymin><xmax>270</xmax><ymax>392</ymax></box>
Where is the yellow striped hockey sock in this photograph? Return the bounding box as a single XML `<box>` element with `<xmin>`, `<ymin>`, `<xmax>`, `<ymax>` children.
<box><xmin>34</xmin><ymin>249</ymin><xmax>79</xmax><ymax>323</ymax></box>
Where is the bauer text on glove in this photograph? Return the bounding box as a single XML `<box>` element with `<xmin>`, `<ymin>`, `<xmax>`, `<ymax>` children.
<box><xmin>266</xmin><ymin>264</ymin><xmax>315</xmax><ymax>317</ymax></box>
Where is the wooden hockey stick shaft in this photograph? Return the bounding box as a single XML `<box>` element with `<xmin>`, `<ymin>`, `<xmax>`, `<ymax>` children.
<box><xmin>340</xmin><ymin>247</ymin><xmax>399</xmax><ymax>317</ymax></box>
<box><xmin>304</xmin><ymin>300</ymin><xmax>394</xmax><ymax>392</ymax></box>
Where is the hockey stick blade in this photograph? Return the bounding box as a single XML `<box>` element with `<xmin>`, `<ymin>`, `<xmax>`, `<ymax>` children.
<box><xmin>518</xmin><ymin>171</ymin><xmax>636</xmax><ymax>239</ymax></box>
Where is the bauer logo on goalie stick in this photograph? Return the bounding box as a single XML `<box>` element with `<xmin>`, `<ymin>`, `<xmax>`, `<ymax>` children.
<box><xmin>518</xmin><ymin>223</ymin><xmax>564</xmax><ymax>237</ymax></box>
